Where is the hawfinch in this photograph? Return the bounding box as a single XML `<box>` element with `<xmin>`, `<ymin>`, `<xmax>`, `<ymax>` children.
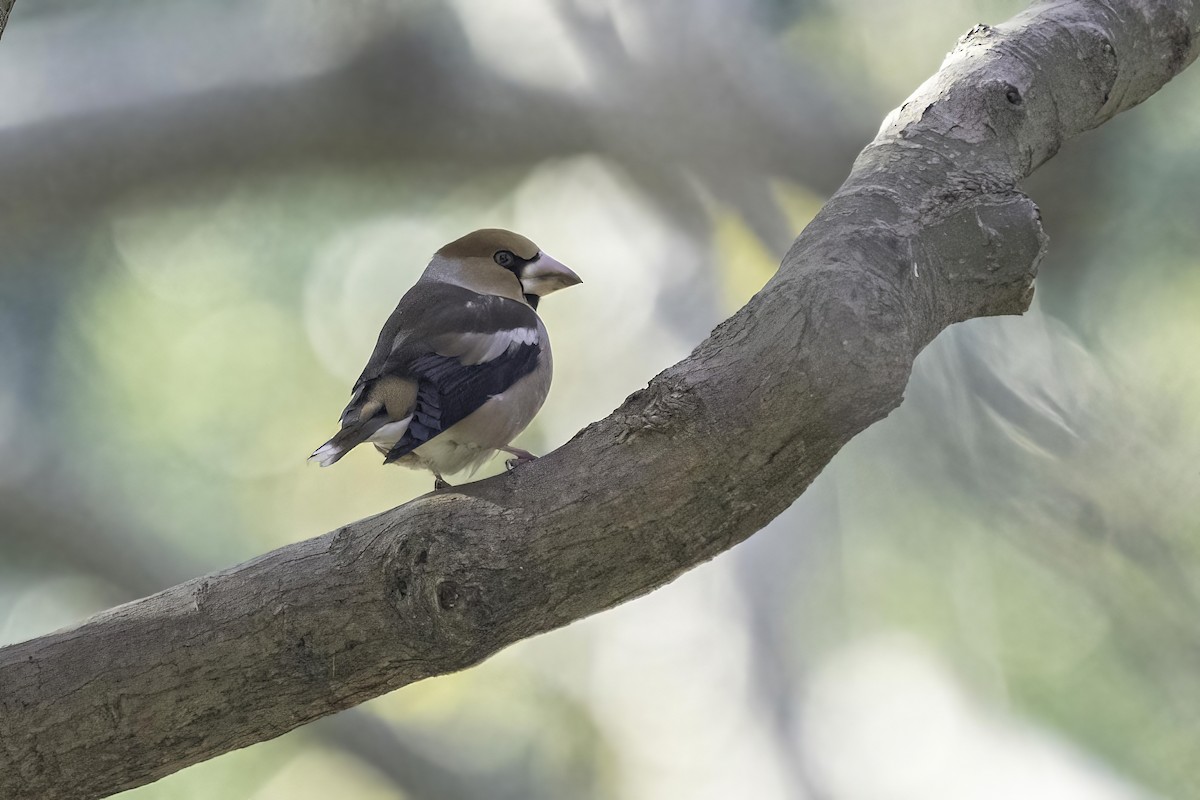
<box><xmin>310</xmin><ymin>228</ymin><xmax>581</xmax><ymax>489</ymax></box>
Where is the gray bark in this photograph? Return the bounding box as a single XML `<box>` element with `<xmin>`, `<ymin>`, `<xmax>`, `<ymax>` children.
<box><xmin>0</xmin><ymin>490</ymin><xmax>569</xmax><ymax>800</ymax></box>
<box><xmin>0</xmin><ymin>1</ymin><xmax>13</xmax><ymax>42</ymax></box>
<box><xmin>2</xmin><ymin>0</ymin><xmax>1197</xmax><ymax>797</ymax></box>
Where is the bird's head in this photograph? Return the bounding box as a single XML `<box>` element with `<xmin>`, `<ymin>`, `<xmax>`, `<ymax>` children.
<box><xmin>427</xmin><ymin>228</ymin><xmax>582</xmax><ymax>308</ymax></box>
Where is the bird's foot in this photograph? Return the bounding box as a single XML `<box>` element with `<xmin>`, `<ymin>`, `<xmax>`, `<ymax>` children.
<box><xmin>433</xmin><ymin>475</ymin><xmax>453</xmax><ymax>490</ymax></box>
<box><xmin>502</xmin><ymin>447</ymin><xmax>539</xmax><ymax>473</ymax></box>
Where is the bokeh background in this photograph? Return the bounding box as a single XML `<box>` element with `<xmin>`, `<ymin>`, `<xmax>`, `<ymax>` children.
<box><xmin>2</xmin><ymin>0</ymin><xmax>1199</xmax><ymax>798</ymax></box>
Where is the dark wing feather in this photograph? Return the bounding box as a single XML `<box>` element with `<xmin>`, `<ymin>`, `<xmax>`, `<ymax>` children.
<box><xmin>314</xmin><ymin>281</ymin><xmax>540</xmax><ymax>467</ymax></box>
<box><xmin>356</xmin><ymin>283</ymin><xmax>536</xmax><ymax>386</ymax></box>
<box><xmin>338</xmin><ymin>282</ymin><xmax>537</xmax><ymax>420</ymax></box>
<box><xmin>383</xmin><ymin>342</ymin><xmax>540</xmax><ymax>463</ymax></box>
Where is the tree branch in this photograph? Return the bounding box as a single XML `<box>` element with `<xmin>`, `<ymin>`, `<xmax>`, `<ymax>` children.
<box><xmin>2</xmin><ymin>1</ymin><xmax>1197</xmax><ymax>797</ymax></box>
<box><xmin>0</xmin><ymin>1</ymin><xmax>13</xmax><ymax>42</ymax></box>
<box><xmin>0</xmin><ymin>489</ymin><xmax>568</xmax><ymax>800</ymax></box>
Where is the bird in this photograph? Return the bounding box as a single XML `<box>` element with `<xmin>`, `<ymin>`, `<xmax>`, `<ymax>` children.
<box><xmin>309</xmin><ymin>228</ymin><xmax>581</xmax><ymax>489</ymax></box>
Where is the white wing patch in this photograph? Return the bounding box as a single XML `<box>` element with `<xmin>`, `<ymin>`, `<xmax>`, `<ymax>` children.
<box><xmin>368</xmin><ymin>416</ymin><xmax>413</xmax><ymax>448</ymax></box>
<box><xmin>453</xmin><ymin>328</ymin><xmax>540</xmax><ymax>365</ymax></box>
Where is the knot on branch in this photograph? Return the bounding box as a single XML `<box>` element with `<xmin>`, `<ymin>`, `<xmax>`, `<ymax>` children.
<box><xmin>382</xmin><ymin>526</ymin><xmax>500</xmax><ymax>656</ymax></box>
<box><xmin>384</xmin><ymin>536</ymin><xmax>439</xmax><ymax>622</ymax></box>
<box><xmin>1067</xmin><ymin>24</ymin><xmax>1120</xmax><ymax>115</ymax></box>
<box><xmin>613</xmin><ymin>376</ymin><xmax>705</xmax><ymax>444</ymax></box>
<box><xmin>436</xmin><ymin>581</ymin><xmax>460</xmax><ymax>610</ymax></box>
<box><xmin>959</xmin><ymin>23</ymin><xmax>997</xmax><ymax>44</ymax></box>
<box><xmin>1164</xmin><ymin>13</ymin><xmax>1195</xmax><ymax>75</ymax></box>
<box><xmin>909</xmin><ymin>192</ymin><xmax>1044</xmax><ymax>335</ymax></box>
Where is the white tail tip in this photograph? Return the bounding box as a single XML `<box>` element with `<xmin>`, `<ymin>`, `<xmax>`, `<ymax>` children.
<box><xmin>308</xmin><ymin>442</ymin><xmax>342</xmax><ymax>468</ymax></box>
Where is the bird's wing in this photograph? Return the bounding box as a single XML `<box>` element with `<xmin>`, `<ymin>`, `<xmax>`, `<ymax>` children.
<box><xmin>379</xmin><ymin>290</ymin><xmax>543</xmax><ymax>462</ymax></box>
<box><xmin>313</xmin><ymin>283</ymin><xmax>541</xmax><ymax>467</ymax></box>
<box><xmin>381</xmin><ymin>336</ymin><xmax>541</xmax><ymax>463</ymax></box>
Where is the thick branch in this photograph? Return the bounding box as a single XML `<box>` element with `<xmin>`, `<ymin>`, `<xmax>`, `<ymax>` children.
<box><xmin>2</xmin><ymin>1</ymin><xmax>1197</xmax><ymax>797</ymax></box>
<box><xmin>0</xmin><ymin>490</ymin><xmax>563</xmax><ymax>800</ymax></box>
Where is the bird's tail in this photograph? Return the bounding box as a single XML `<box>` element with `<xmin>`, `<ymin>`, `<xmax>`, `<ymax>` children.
<box><xmin>308</xmin><ymin>423</ymin><xmax>376</xmax><ymax>467</ymax></box>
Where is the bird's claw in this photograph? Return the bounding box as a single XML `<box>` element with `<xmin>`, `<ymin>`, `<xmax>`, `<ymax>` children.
<box><xmin>505</xmin><ymin>454</ymin><xmax>538</xmax><ymax>473</ymax></box>
<box><xmin>433</xmin><ymin>476</ymin><xmax>451</xmax><ymax>490</ymax></box>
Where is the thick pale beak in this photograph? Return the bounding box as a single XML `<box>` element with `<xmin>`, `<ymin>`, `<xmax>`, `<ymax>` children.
<box><xmin>519</xmin><ymin>252</ymin><xmax>582</xmax><ymax>297</ymax></box>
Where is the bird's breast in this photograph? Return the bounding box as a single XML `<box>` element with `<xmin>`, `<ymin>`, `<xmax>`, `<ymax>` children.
<box><xmin>414</xmin><ymin>323</ymin><xmax>552</xmax><ymax>474</ymax></box>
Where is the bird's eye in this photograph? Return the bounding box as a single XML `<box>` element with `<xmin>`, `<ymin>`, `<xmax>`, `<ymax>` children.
<box><xmin>494</xmin><ymin>250</ymin><xmax>516</xmax><ymax>268</ymax></box>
